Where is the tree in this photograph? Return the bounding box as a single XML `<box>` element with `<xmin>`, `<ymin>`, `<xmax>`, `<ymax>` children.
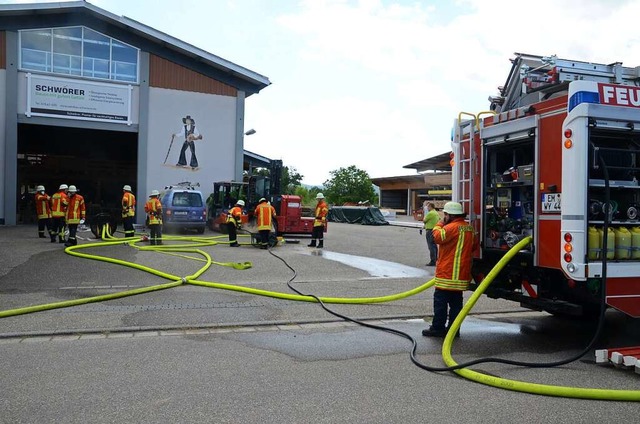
<box><xmin>281</xmin><ymin>166</ymin><xmax>303</xmax><ymax>195</ymax></box>
<box><xmin>323</xmin><ymin>165</ymin><xmax>377</xmax><ymax>205</ymax></box>
<box><xmin>295</xmin><ymin>185</ymin><xmax>324</xmax><ymax>206</ymax></box>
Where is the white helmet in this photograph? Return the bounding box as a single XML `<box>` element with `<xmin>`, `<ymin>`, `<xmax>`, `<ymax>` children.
<box><xmin>316</xmin><ymin>192</ymin><xmax>325</xmax><ymax>199</ymax></box>
<box><xmin>68</xmin><ymin>185</ymin><xmax>77</xmax><ymax>193</ymax></box>
<box><xmin>150</xmin><ymin>190</ymin><xmax>160</xmax><ymax>197</ymax></box>
<box><xmin>36</xmin><ymin>185</ymin><xmax>45</xmax><ymax>192</ymax></box>
<box><xmin>236</xmin><ymin>200</ymin><xmax>245</xmax><ymax>207</ymax></box>
<box><xmin>59</xmin><ymin>184</ymin><xmax>68</xmax><ymax>190</ymax></box>
<box><xmin>443</xmin><ymin>201</ymin><xmax>463</xmax><ymax>215</ymax></box>
<box><xmin>123</xmin><ymin>185</ymin><xmax>132</xmax><ymax>191</ymax></box>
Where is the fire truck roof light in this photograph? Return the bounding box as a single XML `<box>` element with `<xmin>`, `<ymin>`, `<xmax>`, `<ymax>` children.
<box><xmin>568</xmin><ymin>90</ymin><xmax>599</xmax><ymax>112</ymax></box>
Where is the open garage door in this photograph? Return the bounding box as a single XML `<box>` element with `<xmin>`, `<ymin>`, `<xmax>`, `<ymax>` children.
<box><xmin>17</xmin><ymin>123</ymin><xmax>137</xmax><ymax>224</ymax></box>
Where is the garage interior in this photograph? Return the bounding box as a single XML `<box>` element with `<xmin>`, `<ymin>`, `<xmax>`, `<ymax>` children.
<box><xmin>17</xmin><ymin>123</ymin><xmax>137</xmax><ymax>224</ymax></box>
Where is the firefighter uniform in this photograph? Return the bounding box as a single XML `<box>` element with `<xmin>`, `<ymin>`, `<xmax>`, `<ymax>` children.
<box><xmin>64</xmin><ymin>185</ymin><xmax>85</xmax><ymax>247</ymax></box>
<box><xmin>50</xmin><ymin>184</ymin><xmax>69</xmax><ymax>243</ymax></box>
<box><xmin>226</xmin><ymin>200</ymin><xmax>244</xmax><ymax>247</ymax></box>
<box><xmin>145</xmin><ymin>190</ymin><xmax>163</xmax><ymax>245</ymax></box>
<box><xmin>121</xmin><ymin>185</ymin><xmax>136</xmax><ymax>238</ymax></box>
<box><xmin>308</xmin><ymin>193</ymin><xmax>328</xmax><ymax>248</ymax></box>
<box><xmin>34</xmin><ymin>185</ymin><xmax>53</xmax><ymax>239</ymax></box>
<box><xmin>254</xmin><ymin>198</ymin><xmax>276</xmax><ymax>249</ymax></box>
<box><xmin>423</xmin><ymin>201</ymin><xmax>474</xmax><ymax>338</ymax></box>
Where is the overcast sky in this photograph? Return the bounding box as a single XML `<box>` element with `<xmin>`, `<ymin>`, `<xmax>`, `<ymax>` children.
<box><xmin>9</xmin><ymin>0</ymin><xmax>640</xmax><ymax>185</ymax></box>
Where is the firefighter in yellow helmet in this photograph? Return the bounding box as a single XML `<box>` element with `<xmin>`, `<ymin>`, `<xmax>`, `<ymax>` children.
<box><xmin>64</xmin><ymin>185</ymin><xmax>85</xmax><ymax>247</ymax></box>
<box><xmin>121</xmin><ymin>184</ymin><xmax>136</xmax><ymax>238</ymax></box>
<box><xmin>145</xmin><ymin>190</ymin><xmax>163</xmax><ymax>245</ymax></box>
<box><xmin>308</xmin><ymin>193</ymin><xmax>328</xmax><ymax>248</ymax></box>
<box><xmin>34</xmin><ymin>185</ymin><xmax>53</xmax><ymax>239</ymax></box>
<box><xmin>227</xmin><ymin>200</ymin><xmax>244</xmax><ymax>247</ymax></box>
<box><xmin>422</xmin><ymin>201</ymin><xmax>474</xmax><ymax>338</ymax></box>
<box><xmin>50</xmin><ymin>184</ymin><xmax>69</xmax><ymax>243</ymax></box>
<box><xmin>254</xmin><ymin>197</ymin><xmax>276</xmax><ymax>249</ymax></box>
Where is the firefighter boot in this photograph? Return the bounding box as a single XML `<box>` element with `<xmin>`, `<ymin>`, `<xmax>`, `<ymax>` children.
<box><xmin>316</xmin><ymin>240</ymin><xmax>324</xmax><ymax>249</ymax></box>
<box><xmin>308</xmin><ymin>239</ymin><xmax>316</xmax><ymax>247</ymax></box>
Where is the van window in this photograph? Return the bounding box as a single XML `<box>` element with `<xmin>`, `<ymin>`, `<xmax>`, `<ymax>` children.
<box><xmin>172</xmin><ymin>192</ymin><xmax>203</xmax><ymax>207</ymax></box>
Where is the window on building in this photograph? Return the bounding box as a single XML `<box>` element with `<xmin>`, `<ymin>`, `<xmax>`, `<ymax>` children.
<box><xmin>19</xmin><ymin>26</ymin><xmax>139</xmax><ymax>83</ymax></box>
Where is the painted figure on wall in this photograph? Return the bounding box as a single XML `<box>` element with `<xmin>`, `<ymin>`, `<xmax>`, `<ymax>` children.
<box><xmin>164</xmin><ymin>115</ymin><xmax>203</xmax><ymax>170</ymax></box>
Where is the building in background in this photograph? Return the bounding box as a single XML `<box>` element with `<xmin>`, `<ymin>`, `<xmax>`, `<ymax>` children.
<box><xmin>0</xmin><ymin>1</ymin><xmax>270</xmax><ymax>225</ymax></box>
<box><xmin>372</xmin><ymin>152</ymin><xmax>452</xmax><ymax>219</ymax></box>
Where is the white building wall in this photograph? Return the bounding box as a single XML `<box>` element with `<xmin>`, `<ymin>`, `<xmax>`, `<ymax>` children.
<box><xmin>145</xmin><ymin>87</ymin><xmax>236</xmax><ymax>197</ymax></box>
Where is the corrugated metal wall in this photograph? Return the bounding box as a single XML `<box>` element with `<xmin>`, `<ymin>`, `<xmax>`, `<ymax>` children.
<box><xmin>149</xmin><ymin>54</ymin><xmax>237</xmax><ymax>97</ymax></box>
<box><xmin>0</xmin><ymin>31</ymin><xmax>6</xmax><ymax>69</ymax></box>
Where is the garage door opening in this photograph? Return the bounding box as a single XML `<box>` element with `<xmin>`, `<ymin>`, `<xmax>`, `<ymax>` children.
<box><xmin>17</xmin><ymin>123</ymin><xmax>137</xmax><ymax>224</ymax></box>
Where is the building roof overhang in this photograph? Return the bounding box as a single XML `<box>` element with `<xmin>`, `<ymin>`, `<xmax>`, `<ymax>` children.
<box><xmin>0</xmin><ymin>1</ymin><xmax>271</xmax><ymax>95</ymax></box>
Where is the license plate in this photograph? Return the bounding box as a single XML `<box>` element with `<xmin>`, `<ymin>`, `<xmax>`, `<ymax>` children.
<box><xmin>541</xmin><ymin>193</ymin><xmax>561</xmax><ymax>212</ymax></box>
<box><xmin>174</xmin><ymin>211</ymin><xmax>188</xmax><ymax>215</ymax></box>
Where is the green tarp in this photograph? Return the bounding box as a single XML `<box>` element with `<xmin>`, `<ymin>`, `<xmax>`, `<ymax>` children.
<box><xmin>328</xmin><ymin>206</ymin><xmax>389</xmax><ymax>225</ymax></box>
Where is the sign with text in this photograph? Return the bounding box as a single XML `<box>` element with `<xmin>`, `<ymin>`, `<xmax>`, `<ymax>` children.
<box><xmin>26</xmin><ymin>74</ymin><xmax>132</xmax><ymax>124</ymax></box>
<box><xmin>598</xmin><ymin>83</ymin><xmax>640</xmax><ymax>109</ymax></box>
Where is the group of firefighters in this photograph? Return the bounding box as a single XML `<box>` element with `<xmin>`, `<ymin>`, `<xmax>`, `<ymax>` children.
<box><xmin>225</xmin><ymin>192</ymin><xmax>329</xmax><ymax>249</ymax></box>
<box><xmin>33</xmin><ymin>184</ymin><xmax>163</xmax><ymax>246</ymax></box>
<box><xmin>34</xmin><ymin>185</ymin><xmax>329</xmax><ymax>249</ymax></box>
<box><xmin>34</xmin><ymin>183</ymin><xmax>85</xmax><ymax>247</ymax></box>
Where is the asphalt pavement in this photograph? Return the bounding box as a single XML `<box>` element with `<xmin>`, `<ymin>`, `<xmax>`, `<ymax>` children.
<box><xmin>1</xmin><ymin>220</ymin><xmax>639</xmax><ymax>423</ymax></box>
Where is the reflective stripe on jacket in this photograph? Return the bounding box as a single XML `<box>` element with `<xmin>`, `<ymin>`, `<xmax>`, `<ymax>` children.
<box><xmin>314</xmin><ymin>200</ymin><xmax>328</xmax><ymax>227</ymax></box>
<box><xmin>51</xmin><ymin>191</ymin><xmax>68</xmax><ymax>218</ymax></box>
<box><xmin>145</xmin><ymin>198</ymin><xmax>162</xmax><ymax>225</ymax></box>
<box><xmin>432</xmin><ymin>217</ymin><xmax>474</xmax><ymax>291</ymax></box>
<box><xmin>35</xmin><ymin>193</ymin><xmax>51</xmax><ymax>219</ymax></box>
<box><xmin>122</xmin><ymin>192</ymin><xmax>136</xmax><ymax>218</ymax></box>
<box><xmin>66</xmin><ymin>194</ymin><xmax>85</xmax><ymax>224</ymax></box>
<box><xmin>255</xmin><ymin>202</ymin><xmax>276</xmax><ymax>231</ymax></box>
<box><xmin>226</xmin><ymin>206</ymin><xmax>243</xmax><ymax>224</ymax></box>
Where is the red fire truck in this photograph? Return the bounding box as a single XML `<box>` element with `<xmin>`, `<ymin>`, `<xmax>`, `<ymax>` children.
<box><xmin>452</xmin><ymin>53</ymin><xmax>640</xmax><ymax>318</ymax></box>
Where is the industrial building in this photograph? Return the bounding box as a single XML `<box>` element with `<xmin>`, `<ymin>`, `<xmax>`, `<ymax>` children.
<box><xmin>0</xmin><ymin>1</ymin><xmax>270</xmax><ymax>225</ymax></box>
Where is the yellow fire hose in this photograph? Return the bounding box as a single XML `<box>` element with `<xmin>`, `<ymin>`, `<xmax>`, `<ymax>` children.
<box><xmin>0</xmin><ymin>232</ymin><xmax>638</xmax><ymax>401</ymax></box>
<box><xmin>442</xmin><ymin>236</ymin><xmax>640</xmax><ymax>401</ymax></box>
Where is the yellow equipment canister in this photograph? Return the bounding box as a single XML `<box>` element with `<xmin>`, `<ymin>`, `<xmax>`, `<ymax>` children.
<box><xmin>614</xmin><ymin>227</ymin><xmax>631</xmax><ymax>260</ymax></box>
<box><xmin>631</xmin><ymin>226</ymin><xmax>640</xmax><ymax>259</ymax></box>
<box><xmin>587</xmin><ymin>226</ymin><xmax>600</xmax><ymax>260</ymax></box>
<box><xmin>597</xmin><ymin>227</ymin><xmax>616</xmax><ymax>260</ymax></box>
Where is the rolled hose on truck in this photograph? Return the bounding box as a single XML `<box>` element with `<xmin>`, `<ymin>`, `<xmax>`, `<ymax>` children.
<box><xmin>0</xmin><ymin>234</ymin><xmax>638</xmax><ymax>401</ymax></box>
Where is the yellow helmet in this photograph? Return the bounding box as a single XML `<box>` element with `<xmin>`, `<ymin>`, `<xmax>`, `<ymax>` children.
<box><xmin>443</xmin><ymin>201</ymin><xmax>463</xmax><ymax>215</ymax></box>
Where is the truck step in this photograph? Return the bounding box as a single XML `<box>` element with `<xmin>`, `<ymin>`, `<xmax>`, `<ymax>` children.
<box><xmin>595</xmin><ymin>346</ymin><xmax>640</xmax><ymax>374</ymax></box>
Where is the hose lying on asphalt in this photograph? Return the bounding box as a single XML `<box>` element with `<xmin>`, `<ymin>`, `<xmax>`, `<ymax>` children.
<box><xmin>268</xmin><ymin>236</ymin><xmax>640</xmax><ymax>402</ymax></box>
<box><xmin>0</xmin><ymin>231</ymin><xmax>638</xmax><ymax>401</ymax></box>
<box><xmin>0</xmin><ymin>233</ymin><xmax>435</xmax><ymax>319</ymax></box>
